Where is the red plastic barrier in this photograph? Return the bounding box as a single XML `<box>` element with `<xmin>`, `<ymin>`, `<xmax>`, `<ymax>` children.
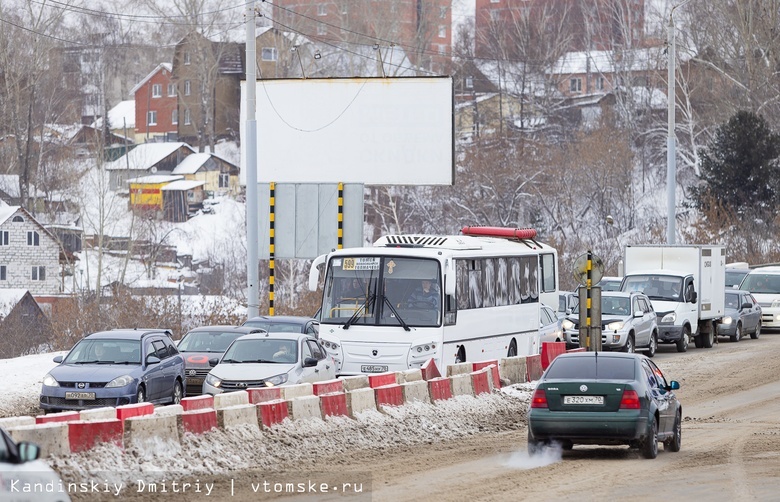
<box><xmin>312</xmin><ymin>379</ymin><xmax>345</xmax><ymax>396</ymax></box>
<box><xmin>428</xmin><ymin>378</ymin><xmax>453</xmax><ymax>402</ymax></box>
<box><xmin>36</xmin><ymin>411</ymin><xmax>79</xmax><ymax>424</ymax></box>
<box><xmin>374</xmin><ymin>384</ymin><xmax>404</xmax><ymax>407</ymax></box>
<box><xmin>421</xmin><ymin>358</ymin><xmax>442</xmax><ymax>381</ymax></box>
<box><xmin>181</xmin><ymin>395</ymin><xmax>214</xmax><ymax>412</ymax></box>
<box><xmin>567</xmin><ymin>347</ymin><xmax>587</xmax><ymax>353</ymax></box>
<box><xmin>320</xmin><ymin>392</ymin><xmax>349</xmax><ymax>418</ymax></box>
<box><xmin>540</xmin><ymin>342</ymin><xmax>567</xmax><ymax>370</ymax></box>
<box><xmin>526</xmin><ymin>354</ymin><xmax>543</xmax><ymax>382</ymax></box>
<box><xmin>116</xmin><ymin>403</ymin><xmax>154</xmax><ymax>421</ymax></box>
<box><xmin>258</xmin><ymin>399</ymin><xmax>289</xmax><ymax>428</ymax></box>
<box><xmin>68</xmin><ymin>419</ymin><xmax>123</xmax><ymax>453</ymax></box>
<box><xmin>473</xmin><ymin>360</ymin><xmax>501</xmax><ymax>389</ymax></box>
<box><xmin>180</xmin><ymin>409</ymin><xmax>217</xmax><ymax>435</ymax></box>
<box><xmin>368</xmin><ymin>373</ymin><xmax>397</xmax><ymax>389</ymax></box>
<box><xmin>471</xmin><ymin>369</ymin><xmax>491</xmax><ymax>395</ymax></box>
<box><xmin>247</xmin><ymin>387</ymin><xmax>282</xmax><ymax>404</ymax></box>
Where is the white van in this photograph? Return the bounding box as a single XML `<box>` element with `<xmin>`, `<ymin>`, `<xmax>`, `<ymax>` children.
<box><xmin>739</xmin><ymin>266</ymin><xmax>780</xmax><ymax>329</ymax></box>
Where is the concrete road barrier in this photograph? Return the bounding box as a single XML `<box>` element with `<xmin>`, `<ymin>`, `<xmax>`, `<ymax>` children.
<box><xmin>473</xmin><ymin>360</ymin><xmax>501</xmax><ymax>389</ymax></box>
<box><xmin>428</xmin><ymin>377</ymin><xmax>453</xmax><ymax>402</ymax></box>
<box><xmin>116</xmin><ymin>403</ymin><xmax>154</xmax><ymax>421</ymax></box>
<box><xmin>319</xmin><ymin>392</ymin><xmax>349</xmax><ymax>419</ymax></box>
<box><xmin>498</xmin><ymin>356</ymin><xmax>527</xmax><ymax>384</ymax></box>
<box><xmin>124</xmin><ymin>414</ymin><xmax>180</xmax><ymax>450</ymax></box>
<box><xmin>0</xmin><ymin>416</ymin><xmax>35</xmax><ymax>429</ymax></box>
<box><xmin>541</xmin><ymin>342</ymin><xmax>567</xmax><ymax>370</ymax></box>
<box><xmin>281</xmin><ymin>383</ymin><xmax>313</xmax><ymax>400</ymax></box>
<box><xmin>153</xmin><ymin>405</ymin><xmax>184</xmax><ymax>417</ymax></box>
<box><xmin>374</xmin><ymin>384</ymin><xmax>404</xmax><ymax>408</ymax></box>
<box><xmin>420</xmin><ymin>358</ymin><xmax>442</xmax><ymax>380</ymax></box>
<box><xmin>217</xmin><ymin>404</ymin><xmax>260</xmax><ymax>430</ymax></box>
<box><xmin>345</xmin><ymin>388</ymin><xmax>376</xmax><ymax>418</ymax></box>
<box><xmin>446</xmin><ymin>362</ymin><xmax>472</xmax><ymax>377</ymax></box>
<box><xmin>213</xmin><ymin>390</ymin><xmax>249</xmax><ymax>409</ymax></box>
<box><xmin>8</xmin><ymin>423</ymin><xmax>70</xmax><ymax>457</ymax></box>
<box><xmin>340</xmin><ymin>375</ymin><xmax>369</xmax><ymax>392</ymax></box>
<box><xmin>181</xmin><ymin>395</ymin><xmax>214</xmax><ymax>412</ymax></box>
<box><xmin>471</xmin><ymin>368</ymin><xmax>491</xmax><ymax>395</ymax></box>
<box><xmin>79</xmin><ymin>407</ymin><xmax>116</xmax><ymax>422</ymax></box>
<box><xmin>396</xmin><ymin>369</ymin><xmax>423</xmax><ymax>384</ymax></box>
<box><xmin>35</xmin><ymin>411</ymin><xmax>79</xmax><ymax>425</ymax></box>
<box><xmin>286</xmin><ymin>395</ymin><xmax>321</xmax><ymax>421</ymax></box>
<box><xmin>179</xmin><ymin>409</ymin><xmax>217</xmax><ymax>435</ymax></box>
<box><xmin>449</xmin><ymin>373</ymin><xmax>474</xmax><ymax>397</ymax></box>
<box><xmin>401</xmin><ymin>380</ymin><xmax>430</xmax><ymax>403</ymax></box>
<box><xmin>247</xmin><ymin>387</ymin><xmax>282</xmax><ymax>404</ymax></box>
<box><xmin>526</xmin><ymin>354</ymin><xmax>543</xmax><ymax>382</ymax></box>
<box><xmin>368</xmin><ymin>373</ymin><xmax>397</xmax><ymax>389</ymax></box>
<box><xmin>257</xmin><ymin>400</ymin><xmax>289</xmax><ymax>428</ymax></box>
<box><xmin>69</xmin><ymin>419</ymin><xmax>123</xmax><ymax>453</ymax></box>
<box><xmin>312</xmin><ymin>379</ymin><xmax>345</xmax><ymax>396</ymax></box>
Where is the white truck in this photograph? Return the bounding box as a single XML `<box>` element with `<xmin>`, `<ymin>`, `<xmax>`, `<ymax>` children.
<box><xmin>620</xmin><ymin>245</ymin><xmax>725</xmax><ymax>352</ymax></box>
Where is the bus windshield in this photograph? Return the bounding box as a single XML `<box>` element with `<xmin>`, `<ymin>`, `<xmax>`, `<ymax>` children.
<box><xmin>321</xmin><ymin>256</ymin><xmax>442</xmax><ymax>328</ymax></box>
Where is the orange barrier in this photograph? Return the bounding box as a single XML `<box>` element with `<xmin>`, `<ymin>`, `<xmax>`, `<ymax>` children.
<box><xmin>69</xmin><ymin>420</ymin><xmax>123</xmax><ymax>453</ymax></box>
<box><xmin>247</xmin><ymin>387</ymin><xmax>282</xmax><ymax>404</ymax></box>
<box><xmin>526</xmin><ymin>354</ymin><xmax>543</xmax><ymax>381</ymax></box>
<box><xmin>320</xmin><ymin>393</ymin><xmax>349</xmax><ymax>418</ymax></box>
<box><xmin>540</xmin><ymin>342</ymin><xmax>567</xmax><ymax>370</ymax></box>
<box><xmin>473</xmin><ymin>360</ymin><xmax>501</xmax><ymax>389</ymax></box>
<box><xmin>421</xmin><ymin>358</ymin><xmax>442</xmax><ymax>380</ymax></box>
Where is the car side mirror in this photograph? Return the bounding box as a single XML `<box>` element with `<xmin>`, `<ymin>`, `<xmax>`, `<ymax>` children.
<box><xmin>303</xmin><ymin>357</ymin><xmax>318</xmax><ymax>368</ymax></box>
<box><xmin>741</xmin><ymin>302</ymin><xmax>752</xmax><ymax>310</ymax></box>
<box><xmin>690</xmin><ymin>291</ymin><xmax>698</xmax><ymax>303</ymax></box>
<box><xmin>17</xmin><ymin>442</ymin><xmax>41</xmax><ymax>462</ymax></box>
<box><xmin>53</xmin><ymin>355</ymin><xmax>63</xmax><ymax>364</ymax></box>
<box><xmin>633</xmin><ymin>311</ymin><xmax>643</xmax><ymax>318</ymax></box>
<box><xmin>146</xmin><ymin>355</ymin><xmax>161</xmax><ymax>365</ymax></box>
<box><xmin>669</xmin><ymin>380</ymin><xmax>680</xmax><ymax>390</ymax></box>
<box><xmin>209</xmin><ymin>357</ymin><xmax>219</xmax><ymax>367</ymax></box>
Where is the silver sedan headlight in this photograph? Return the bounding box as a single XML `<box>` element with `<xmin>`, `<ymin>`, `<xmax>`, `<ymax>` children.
<box><xmin>205</xmin><ymin>373</ymin><xmax>222</xmax><ymax>388</ymax></box>
<box><xmin>607</xmin><ymin>321</ymin><xmax>625</xmax><ymax>331</ymax></box>
<box><xmin>264</xmin><ymin>373</ymin><xmax>289</xmax><ymax>386</ymax></box>
<box><xmin>562</xmin><ymin>319</ymin><xmax>575</xmax><ymax>330</ymax></box>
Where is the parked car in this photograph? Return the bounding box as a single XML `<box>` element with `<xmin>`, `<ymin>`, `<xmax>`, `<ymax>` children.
<box><xmin>738</xmin><ymin>266</ymin><xmax>780</xmax><ymax>330</ymax></box>
<box><xmin>242</xmin><ymin>315</ymin><xmax>320</xmax><ymax>337</ymax></box>
<box><xmin>539</xmin><ymin>304</ymin><xmax>564</xmax><ymax>345</ymax></box>
<box><xmin>40</xmin><ymin>329</ymin><xmax>185</xmax><ymax>413</ymax></box>
<box><xmin>718</xmin><ymin>290</ymin><xmax>762</xmax><ymax>342</ymax></box>
<box><xmin>0</xmin><ymin>427</ymin><xmax>71</xmax><ymax>501</ymax></box>
<box><xmin>177</xmin><ymin>325</ymin><xmax>267</xmax><ymax>396</ymax></box>
<box><xmin>203</xmin><ymin>332</ymin><xmax>334</xmax><ymax>394</ymax></box>
<box><xmin>596</xmin><ymin>276</ymin><xmax>623</xmax><ymax>291</ymax></box>
<box><xmin>556</xmin><ymin>292</ymin><xmax>579</xmax><ymax>319</ymax></box>
<box><xmin>528</xmin><ymin>351</ymin><xmax>682</xmax><ymax>459</ymax></box>
<box><xmin>561</xmin><ymin>291</ymin><xmax>658</xmax><ymax>356</ymax></box>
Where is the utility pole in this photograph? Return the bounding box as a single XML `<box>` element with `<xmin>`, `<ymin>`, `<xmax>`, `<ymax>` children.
<box><xmin>245</xmin><ymin>1</ymin><xmax>260</xmax><ymax>318</ymax></box>
<box><xmin>667</xmin><ymin>1</ymin><xmax>689</xmax><ymax>245</ymax></box>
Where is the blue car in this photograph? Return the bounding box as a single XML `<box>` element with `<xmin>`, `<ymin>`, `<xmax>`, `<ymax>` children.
<box><xmin>40</xmin><ymin>329</ymin><xmax>185</xmax><ymax>413</ymax></box>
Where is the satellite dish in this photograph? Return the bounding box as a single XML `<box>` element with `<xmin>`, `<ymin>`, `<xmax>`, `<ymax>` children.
<box><xmin>150</xmin><ymin>166</ymin><xmax>158</xmax><ymax>173</ymax></box>
<box><xmin>572</xmin><ymin>252</ymin><xmax>605</xmax><ymax>287</ymax></box>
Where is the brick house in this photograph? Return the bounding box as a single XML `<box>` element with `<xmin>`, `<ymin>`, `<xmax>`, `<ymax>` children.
<box><xmin>0</xmin><ymin>204</ymin><xmax>61</xmax><ymax>295</ymax></box>
<box><xmin>131</xmin><ymin>63</ymin><xmax>178</xmax><ymax>143</ymax></box>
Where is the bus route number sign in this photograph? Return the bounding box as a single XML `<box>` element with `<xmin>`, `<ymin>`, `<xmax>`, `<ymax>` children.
<box><xmin>342</xmin><ymin>257</ymin><xmax>380</xmax><ymax>271</ymax></box>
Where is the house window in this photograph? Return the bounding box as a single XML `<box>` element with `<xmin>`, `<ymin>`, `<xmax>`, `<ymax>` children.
<box><xmin>317</xmin><ymin>4</ymin><xmax>327</xmax><ymax>15</ymax></box>
<box><xmin>152</xmin><ymin>84</ymin><xmax>162</xmax><ymax>98</ymax></box>
<box><xmin>184</xmin><ymin>80</ymin><xmax>191</xmax><ymax>96</ymax></box>
<box><xmin>438</xmin><ymin>44</ymin><xmax>447</xmax><ymax>55</ymax></box>
<box><xmin>184</xmin><ymin>52</ymin><xmax>191</xmax><ymax>65</ymax></box>
<box><xmin>219</xmin><ymin>173</ymin><xmax>229</xmax><ymax>188</ymax></box>
<box><xmin>184</xmin><ymin>109</ymin><xmax>191</xmax><ymax>125</ymax></box>
<box><xmin>32</xmin><ymin>266</ymin><xmax>46</xmax><ymax>281</ymax></box>
<box><xmin>317</xmin><ymin>24</ymin><xmax>327</xmax><ymax>35</ymax></box>
<box><xmin>262</xmin><ymin>47</ymin><xmax>278</xmax><ymax>61</ymax></box>
<box><xmin>168</xmin><ymin>83</ymin><xmax>176</xmax><ymax>96</ymax></box>
<box><xmin>172</xmin><ymin>109</ymin><xmax>178</xmax><ymax>125</ymax></box>
<box><xmin>465</xmin><ymin>76</ymin><xmax>474</xmax><ymax>89</ymax></box>
<box><xmin>438</xmin><ymin>25</ymin><xmax>446</xmax><ymax>38</ymax></box>
<box><xmin>27</xmin><ymin>231</ymin><xmax>39</xmax><ymax>246</ymax></box>
<box><xmin>147</xmin><ymin>110</ymin><xmax>157</xmax><ymax>126</ymax></box>
<box><xmin>440</xmin><ymin>6</ymin><xmax>447</xmax><ymax>18</ymax></box>
<box><xmin>596</xmin><ymin>77</ymin><xmax>604</xmax><ymax>91</ymax></box>
<box><xmin>0</xmin><ymin>231</ymin><xmax>7</xmax><ymax>246</ymax></box>
<box><xmin>0</xmin><ymin>265</ymin><xmax>5</xmax><ymax>281</ymax></box>
<box><xmin>570</xmin><ymin>78</ymin><xmax>582</xmax><ymax>93</ymax></box>
<box><xmin>341</xmin><ymin>3</ymin><xmax>348</xmax><ymax>14</ymax></box>
<box><xmin>12</xmin><ymin>216</ymin><xmax>22</xmax><ymax>222</ymax></box>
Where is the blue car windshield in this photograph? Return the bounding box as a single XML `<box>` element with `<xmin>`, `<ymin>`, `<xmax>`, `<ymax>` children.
<box><xmin>545</xmin><ymin>356</ymin><xmax>636</xmax><ymax>380</ymax></box>
<box><xmin>64</xmin><ymin>339</ymin><xmax>142</xmax><ymax>364</ymax></box>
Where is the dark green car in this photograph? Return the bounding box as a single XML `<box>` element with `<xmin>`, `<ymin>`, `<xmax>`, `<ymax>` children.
<box><xmin>527</xmin><ymin>351</ymin><xmax>681</xmax><ymax>459</ymax></box>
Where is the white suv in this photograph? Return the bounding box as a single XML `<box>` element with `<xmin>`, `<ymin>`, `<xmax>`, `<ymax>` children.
<box><xmin>561</xmin><ymin>291</ymin><xmax>659</xmax><ymax>356</ymax></box>
<box><xmin>739</xmin><ymin>266</ymin><xmax>780</xmax><ymax>330</ymax></box>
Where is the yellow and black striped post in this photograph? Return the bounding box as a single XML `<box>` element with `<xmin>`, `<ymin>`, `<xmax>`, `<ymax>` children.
<box><xmin>337</xmin><ymin>182</ymin><xmax>344</xmax><ymax>249</ymax></box>
<box><xmin>269</xmin><ymin>182</ymin><xmax>275</xmax><ymax>316</ymax></box>
<box><xmin>586</xmin><ymin>250</ymin><xmax>592</xmax><ymax>349</ymax></box>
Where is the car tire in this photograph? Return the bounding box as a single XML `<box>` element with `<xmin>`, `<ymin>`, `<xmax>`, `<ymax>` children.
<box><xmin>730</xmin><ymin>323</ymin><xmax>742</xmax><ymax>343</ymax></box>
<box><xmin>622</xmin><ymin>334</ymin><xmax>635</xmax><ymax>353</ymax></box>
<box><xmin>664</xmin><ymin>411</ymin><xmax>682</xmax><ymax>453</ymax></box>
<box><xmin>507</xmin><ymin>339</ymin><xmax>517</xmax><ymax>358</ymax></box>
<box><xmin>171</xmin><ymin>380</ymin><xmax>183</xmax><ymax>405</ymax></box>
<box><xmin>136</xmin><ymin>385</ymin><xmax>146</xmax><ymax>404</ymax></box>
<box><xmin>702</xmin><ymin>328</ymin><xmax>714</xmax><ymax>348</ymax></box>
<box><xmin>646</xmin><ymin>331</ymin><xmax>657</xmax><ymax>358</ymax></box>
<box><xmin>751</xmin><ymin>321</ymin><xmax>761</xmax><ymax>340</ymax></box>
<box><xmin>527</xmin><ymin>430</ymin><xmax>544</xmax><ymax>456</ymax></box>
<box><xmin>641</xmin><ymin>416</ymin><xmax>659</xmax><ymax>459</ymax></box>
<box><xmin>676</xmin><ymin>327</ymin><xmax>690</xmax><ymax>353</ymax></box>
<box><xmin>455</xmin><ymin>346</ymin><xmax>466</xmax><ymax>364</ymax></box>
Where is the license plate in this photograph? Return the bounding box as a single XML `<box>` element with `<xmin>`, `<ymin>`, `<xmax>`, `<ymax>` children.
<box><xmin>187</xmin><ymin>378</ymin><xmax>204</xmax><ymax>385</ymax></box>
<box><xmin>361</xmin><ymin>365</ymin><xmax>388</xmax><ymax>373</ymax></box>
<box><xmin>564</xmin><ymin>395</ymin><xmax>604</xmax><ymax>405</ymax></box>
<box><xmin>65</xmin><ymin>392</ymin><xmax>96</xmax><ymax>400</ymax></box>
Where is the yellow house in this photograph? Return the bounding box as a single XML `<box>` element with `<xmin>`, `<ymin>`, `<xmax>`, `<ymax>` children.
<box><xmin>171</xmin><ymin>152</ymin><xmax>240</xmax><ymax>195</ymax></box>
<box><xmin>127</xmin><ymin>174</ymin><xmax>184</xmax><ymax>211</ymax></box>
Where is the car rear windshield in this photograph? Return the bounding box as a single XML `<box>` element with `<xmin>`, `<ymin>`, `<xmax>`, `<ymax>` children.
<box><xmin>545</xmin><ymin>356</ymin><xmax>636</xmax><ymax>380</ymax></box>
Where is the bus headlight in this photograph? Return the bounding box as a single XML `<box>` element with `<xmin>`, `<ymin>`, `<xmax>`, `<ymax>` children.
<box><xmin>409</xmin><ymin>343</ymin><xmax>437</xmax><ymax>365</ymax></box>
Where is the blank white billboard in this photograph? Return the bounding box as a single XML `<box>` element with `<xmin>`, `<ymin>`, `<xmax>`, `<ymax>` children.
<box><xmin>240</xmin><ymin>77</ymin><xmax>454</xmax><ymax>185</ymax></box>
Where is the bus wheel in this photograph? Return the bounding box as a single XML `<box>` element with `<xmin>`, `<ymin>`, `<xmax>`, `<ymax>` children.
<box><xmin>455</xmin><ymin>346</ymin><xmax>466</xmax><ymax>364</ymax></box>
<box><xmin>508</xmin><ymin>339</ymin><xmax>518</xmax><ymax>357</ymax></box>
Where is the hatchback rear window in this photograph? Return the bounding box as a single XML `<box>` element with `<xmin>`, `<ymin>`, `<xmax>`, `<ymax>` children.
<box><xmin>545</xmin><ymin>356</ymin><xmax>636</xmax><ymax>380</ymax></box>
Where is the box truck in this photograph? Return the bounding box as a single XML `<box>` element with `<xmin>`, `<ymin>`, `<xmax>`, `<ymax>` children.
<box><xmin>620</xmin><ymin>245</ymin><xmax>725</xmax><ymax>352</ymax></box>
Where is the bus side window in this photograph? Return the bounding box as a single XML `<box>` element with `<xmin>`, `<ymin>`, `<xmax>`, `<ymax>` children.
<box><xmin>444</xmin><ymin>294</ymin><xmax>457</xmax><ymax>326</ymax></box>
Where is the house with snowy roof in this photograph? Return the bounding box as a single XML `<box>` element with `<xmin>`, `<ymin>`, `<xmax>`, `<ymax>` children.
<box><xmin>104</xmin><ymin>142</ymin><xmax>195</xmax><ymax>190</ymax></box>
<box><xmin>132</xmin><ymin>63</ymin><xmax>178</xmax><ymax>144</ymax></box>
<box><xmin>0</xmin><ymin>203</ymin><xmax>61</xmax><ymax>295</ymax></box>
<box><xmin>0</xmin><ymin>288</ymin><xmax>53</xmax><ymax>359</ymax></box>
<box><xmin>171</xmin><ymin>152</ymin><xmax>240</xmax><ymax>195</ymax></box>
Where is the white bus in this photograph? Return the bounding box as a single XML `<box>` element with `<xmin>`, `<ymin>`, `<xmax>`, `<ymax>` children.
<box><xmin>308</xmin><ymin>226</ymin><xmax>559</xmax><ymax>375</ymax></box>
